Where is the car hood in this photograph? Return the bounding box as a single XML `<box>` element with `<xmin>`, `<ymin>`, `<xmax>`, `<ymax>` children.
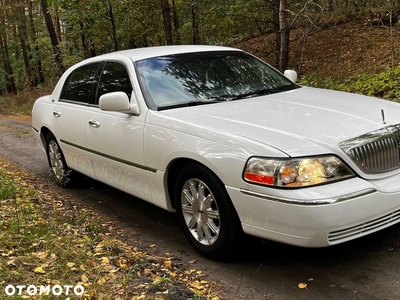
<box><xmin>153</xmin><ymin>87</ymin><xmax>400</xmax><ymax>157</ymax></box>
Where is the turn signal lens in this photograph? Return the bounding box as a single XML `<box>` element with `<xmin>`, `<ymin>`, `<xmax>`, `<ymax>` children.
<box><xmin>244</xmin><ymin>172</ymin><xmax>275</xmax><ymax>185</ymax></box>
<box><xmin>243</xmin><ymin>158</ymin><xmax>279</xmax><ymax>186</ymax></box>
<box><xmin>243</xmin><ymin>156</ymin><xmax>354</xmax><ymax>188</ymax></box>
<box><xmin>280</xmin><ymin>165</ymin><xmax>297</xmax><ymax>184</ymax></box>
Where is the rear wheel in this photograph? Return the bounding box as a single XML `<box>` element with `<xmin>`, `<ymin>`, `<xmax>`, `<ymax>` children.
<box><xmin>175</xmin><ymin>164</ymin><xmax>241</xmax><ymax>260</ymax></box>
<box><xmin>45</xmin><ymin>133</ymin><xmax>74</xmax><ymax>187</ymax></box>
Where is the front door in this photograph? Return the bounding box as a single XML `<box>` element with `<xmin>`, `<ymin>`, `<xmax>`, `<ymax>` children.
<box><xmin>84</xmin><ymin>61</ymin><xmax>151</xmax><ymax>200</ymax></box>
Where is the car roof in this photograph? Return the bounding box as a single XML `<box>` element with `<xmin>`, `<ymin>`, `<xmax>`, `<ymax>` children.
<box><xmin>86</xmin><ymin>45</ymin><xmax>241</xmax><ymax>63</ymax></box>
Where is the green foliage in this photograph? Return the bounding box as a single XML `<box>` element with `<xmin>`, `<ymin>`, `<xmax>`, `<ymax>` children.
<box><xmin>349</xmin><ymin>68</ymin><xmax>400</xmax><ymax>102</ymax></box>
<box><xmin>198</xmin><ymin>0</ymin><xmax>269</xmax><ymax>45</ymax></box>
<box><xmin>300</xmin><ymin>67</ymin><xmax>400</xmax><ymax>103</ymax></box>
<box><xmin>0</xmin><ymin>68</ymin><xmax>7</xmax><ymax>91</ymax></box>
<box><xmin>0</xmin><ymin>173</ymin><xmax>16</xmax><ymax>200</ymax></box>
<box><xmin>1</xmin><ymin>0</ymin><xmax>400</xmax><ymax>96</ymax></box>
<box><xmin>2</xmin><ymin>0</ymin><xmax>277</xmax><ymax>94</ymax></box>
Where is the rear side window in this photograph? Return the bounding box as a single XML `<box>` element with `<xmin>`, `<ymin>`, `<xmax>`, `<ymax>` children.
<box><xmin>96</xmin><ymin>62</ymin><xmax>133</xmax><ymax>104</ymax></box>
<box><xmin>61</xmin><ymin>63</ymin><xmax>101</xmax><ymax>104</ymax></box>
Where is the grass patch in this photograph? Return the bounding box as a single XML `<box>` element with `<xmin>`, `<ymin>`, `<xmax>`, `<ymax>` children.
<box><xmin>0</xmin><ymin>87</ymin><xmax>52</xmax><ymax>116</ymax></box>
<box><xmin>0</xmin><ymin>157</ymin><xmax>221</xmax><ymax>299</ymax></box>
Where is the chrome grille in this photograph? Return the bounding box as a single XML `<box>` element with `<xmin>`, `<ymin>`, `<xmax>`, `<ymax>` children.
<box><xmin>328</xmin><ymin>209</ymin><xmax>400</xmax><ymax>243</ymax></box>
<box><xmin>339</xmin><ymin>124</ymin><xmax>400</xmax><ymax>174</ymax></box>
<box><xmin>395</xmin><ymin>124</ymin><xmax>400</xmax><ymax>141</ymax></box>
<box><xmin>349</xmin><ymin>136</ymin><xmax>399</xmax><ymax>173</ymax></box>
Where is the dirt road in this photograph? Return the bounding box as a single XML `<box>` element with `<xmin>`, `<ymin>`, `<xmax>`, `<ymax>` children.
<box><xmin>1</xmin><ymin>114</ymin><xmax>400</xmax><ymax>300</ymax></box>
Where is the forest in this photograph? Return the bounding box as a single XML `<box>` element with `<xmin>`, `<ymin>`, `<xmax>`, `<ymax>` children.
<box><xmin>1</xmin><ymin>0</ymin><xmax>400</xmax><ymax>96</ymax></box>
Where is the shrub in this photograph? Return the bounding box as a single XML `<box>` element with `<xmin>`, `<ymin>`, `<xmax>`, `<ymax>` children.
<box><xmin>300</xmin><ymin>67</ymin><xmax>400</xmax><ymax>102</ymax></box>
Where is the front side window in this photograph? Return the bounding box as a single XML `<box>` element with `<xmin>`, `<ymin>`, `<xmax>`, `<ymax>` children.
<box><xmin>96</xmin><ymin>62</ymin><xmax>133</xmax><ymax>104</ymax></box>
<box><xmin>136</xmin><ymin>51</ymin><xmax>299</xmax><ymax>110</ymax></box>
<box><xmin>61</xmin><ymin>63</ymin><xmax>101</xmax><ymax>104</ymax></box>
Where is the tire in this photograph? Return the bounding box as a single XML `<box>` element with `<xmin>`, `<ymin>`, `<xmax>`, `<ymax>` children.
<box><xmin>175</xmin><ymin>164</ymin><xmax>241</xmax><ymax>260</ymax></box>
<box><xmin>45</xmin><ymin>133</ymin><xmax>75</xmax><ymax>187</ymax></box>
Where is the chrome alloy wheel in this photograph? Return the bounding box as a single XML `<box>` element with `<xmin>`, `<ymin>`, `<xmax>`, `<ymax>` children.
<box><xmin>181</xmin><ymin>178</ymin><xmax>220</xmax><ymax>246</ymax></box>
<box><xmin>48</xmin><ymin>139</ymin><xmax>66</xmax><ymax>181</ymax></box>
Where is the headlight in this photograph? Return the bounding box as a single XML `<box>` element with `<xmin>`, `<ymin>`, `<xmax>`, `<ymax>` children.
<box><xmin>243</xmin><ymin>156</ymin><xmax>354</xmax><ymax>188</ymax></box>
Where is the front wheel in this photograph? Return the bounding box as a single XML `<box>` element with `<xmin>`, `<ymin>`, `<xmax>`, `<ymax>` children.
<box><xmin>175</xmin><ymin>164</ymin><xmax>241</xmax><ymax>260</ymax></box>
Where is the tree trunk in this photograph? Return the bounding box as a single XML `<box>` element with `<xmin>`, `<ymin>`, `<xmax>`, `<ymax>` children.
<box><xmin>171</xmin><ymin>0</ymin><xmax>180</xmax><ymax>44</ymax></box>
<box><xmin>101</xmin><ymin>0</ymin><xmax>118</xmax><ymax>51</ymax></box>
<box><xmin>108</xmin><ymin>3</ymin><xmax>118</xmax><ymax>51</ymax></box>
<box><xmin>80</xmin><ymin>21</ymin><xmax>89</xmax><ymax>58</ymax></box>
<box><xmin>41</xmin><ymin>0</ymin><xmax>65</xmax><ymax>77</ymax></box>
<box><xmin>12</xmin><ymin>24</ymin><xmax>20</xmax><ymax>60</ymax></box>
<box><xmin>15</xmin><ymin>1</ymin><xmax>35</xmax><ymax>87</ymax></box>
<box><xmin>270</xmin><ymin>0</ymin><xmax>280</xmax><ymax>69</ymax></box>
<box><xmin>0</xmin><ymin>5</ymin><xmax>17</xmax><ymax>94</ymax></box>
<box><xmin>192</xmin><ymin>0</ymin><xmax>200</xmax><ymax>44</ymax></box>
<box><xmin>278</xmin><ymin>0</ymin><xmax>289</xmax><ymax>72</ymax></box>
<box><xmin>79</xmin><ymin>0</ymin><xmax>95</xmax><ymax>58</ymax></box>
<box><xmin>1</xmin><ymin>37</ymin><xmax>17</xmax><ymax>94</ymax></box>
<box><xmin>54</xmin><ymin>4</ymin><xmax>62</xmax><ymax>42</ymax></box>
<box><xmin>79</xmin><ymin>21</ymin><xmax>96</xmax><ymax>59</ymax></box>
<box><xmin>27</xmin><ymin>0</ymin><xmax>45</xmax><ymax>85</ymax></box>
<box><xmin>161</xmin><ymin>0</ymin><xmax>173</xmax><ymax>45</ymax></box>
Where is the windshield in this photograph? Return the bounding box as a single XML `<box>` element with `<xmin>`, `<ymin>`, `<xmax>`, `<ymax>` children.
<box><xmin>135</xmin><ymin>51</ymin><xmax>299</xmax><ymax>110</ymax></box>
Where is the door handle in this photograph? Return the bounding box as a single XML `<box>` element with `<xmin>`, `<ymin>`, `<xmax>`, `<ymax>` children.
<box><xmin>53</xmin><ymin>111</ymin><xmax>61</xmax><ymax>117</ymax></box>
<box><xmin>88</xmin><ymin>119</ymin><xmax>101</xmax><ymax>128</ymax></box>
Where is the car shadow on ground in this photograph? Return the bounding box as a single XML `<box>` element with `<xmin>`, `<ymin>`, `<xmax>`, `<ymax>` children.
<box><xmin>47</xmin><ymin>175</ymin><xmax>400</xmax><ymax>299</ymax></box>
<box><xmin>62</xmin><ymin>174</ymin><xmax>400</xmax><ymax>265</ymax></box>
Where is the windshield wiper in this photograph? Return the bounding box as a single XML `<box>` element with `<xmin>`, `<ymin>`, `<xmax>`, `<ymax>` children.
<box><xmin>230</xmin><ymin>88</ymin><xmax>284</xmax><ymax>100</ymax></box>
<box><xmin>157</xmin><ymin>100</ymin><xmax>220</xmax><ymax>111</ymax></box>
<box><xmin>230</xmin><ymin>85</ymin><xmax>300</xmax><ymax>100</ymax></box>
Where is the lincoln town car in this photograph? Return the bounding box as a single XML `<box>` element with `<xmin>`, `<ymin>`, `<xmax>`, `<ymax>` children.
<box><xmin>32</xmin><ymin>46</ymin><xmax>400</xmax><ymax>259</ymax></box>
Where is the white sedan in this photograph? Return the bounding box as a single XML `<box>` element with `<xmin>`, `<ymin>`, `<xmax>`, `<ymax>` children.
<box><xmin>32</xmin><ymin>45</ymin><xmax>400</xmax><ymax>259</ymax></box>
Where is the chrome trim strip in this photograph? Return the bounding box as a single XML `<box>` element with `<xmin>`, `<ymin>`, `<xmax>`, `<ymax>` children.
<box><xmin>328</xmin><ymin>208</ymin><xmax>400</xmax><ymax>242</ymax></box>
<box><xmin>32</xmin><ymin>126</ymin><xmax>39</xmax><ymax>133</ymax></box>
<box><xmin>60</xmin><ymin>139</ymin><xmax>158</xmax><ymax>173</ymax></box>
<box><xmin>240</xmin><ymin>188</ymin><xmax>377</xmax><ymax>205</ymax></box>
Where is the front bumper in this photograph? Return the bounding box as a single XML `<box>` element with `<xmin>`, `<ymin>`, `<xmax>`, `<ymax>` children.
<box><xmin>227</xmin><ymin>175</ymin><xmax>400</xmax><ymax>247</ymax></box>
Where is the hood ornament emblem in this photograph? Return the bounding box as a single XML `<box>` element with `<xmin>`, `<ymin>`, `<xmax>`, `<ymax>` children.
<box><xmin>381</xmin><ymin>109</ymin><xmax>386</xmax><ymax>124</ymax></box>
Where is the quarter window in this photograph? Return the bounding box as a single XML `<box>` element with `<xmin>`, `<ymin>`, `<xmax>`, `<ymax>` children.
<box><xmin>61</xmin><ymin>63</ymin><xmax>101</xmax><ymax>104</ymax></box>
<box><xmin>96</xmin><ymin>62</ymin><xmax>133</xmax><ymax>104</ymax></box>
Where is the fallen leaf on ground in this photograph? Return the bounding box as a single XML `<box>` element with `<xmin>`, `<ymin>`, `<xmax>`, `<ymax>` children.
<box><xmin>298</xmin><ymin>283</ymin><xmax>307</xmax><ymax>289</ymax></box>
<box><xmin>33</xmin><ymin>266</ymin><xmax>45</xmax><ymax>274</ymax></box>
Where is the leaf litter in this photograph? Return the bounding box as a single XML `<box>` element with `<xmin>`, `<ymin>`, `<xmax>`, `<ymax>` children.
<box><xmin>0</xmin><ymin>156</ymin><xmax>222</xmax><ymax>299</ymax></box>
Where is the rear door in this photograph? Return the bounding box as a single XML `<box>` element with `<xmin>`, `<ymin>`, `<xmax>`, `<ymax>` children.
<box><xmin>50</xmin><ymin>62</ymin><xmax>102</xmax><ymax>177</ymax></box>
